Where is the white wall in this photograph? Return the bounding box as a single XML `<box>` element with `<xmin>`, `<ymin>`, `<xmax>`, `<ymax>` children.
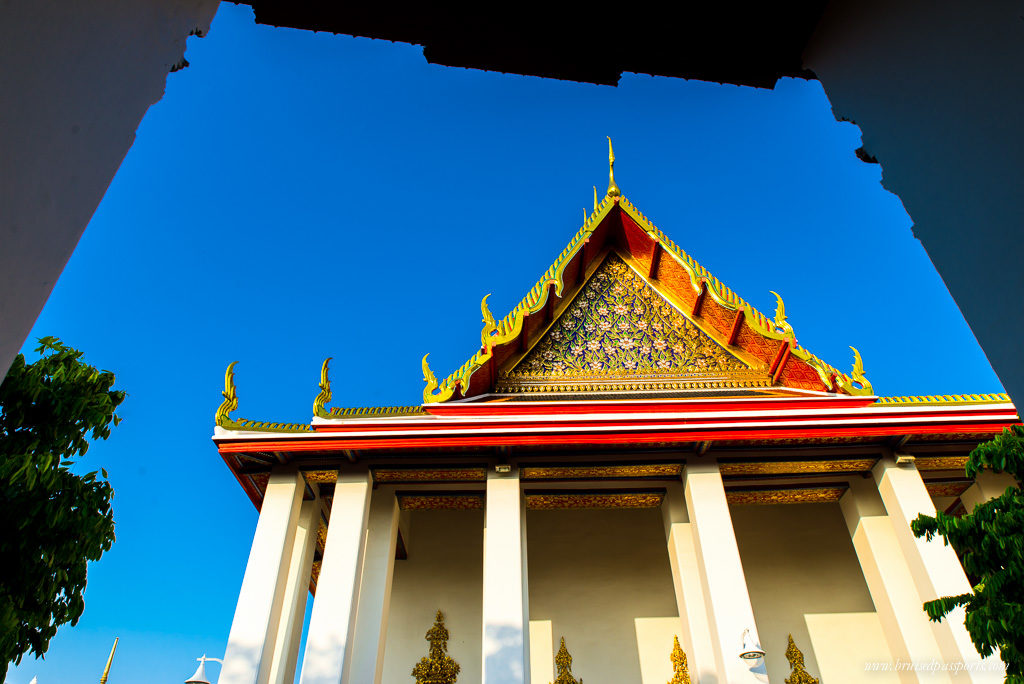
<box><xmin>526</xmin><ymin>508</ymin><xmax>679</xmax><ymax>684</ymax></box>
<box><xmin>381</xmin><ymin>510</ymin><xmax>484</xmax><ymax>684</ymax></box>
<box><xmin>731</xmin><ymin>502</ymin><xmax>878</xmax><ymax>682</ymax></box>
<box><xmin>0</xmin><ymin>0</ymin><xmax>219</xmax><ymax>374</ymax></box>
<box><xmin>805</xmin><ymin>0</ymin><xmax>1024</xmax><ymax>402</ymax></box>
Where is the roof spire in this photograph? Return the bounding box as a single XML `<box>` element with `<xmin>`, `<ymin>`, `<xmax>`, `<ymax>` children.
<box><xmin>593</xmin><ymin>186</ymin><xmax>599</xmax><ymax>211</ymax></box>
<box><xmin>606</xmin><ymin>136</ymin><xmax>621</xmax><ymax>198</ymax></box>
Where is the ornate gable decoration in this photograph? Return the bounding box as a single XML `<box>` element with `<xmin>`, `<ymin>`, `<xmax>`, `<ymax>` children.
<box><xmin>500</xmin><ymin>253</ymin><xmax>768</xmax><ymax>393</ymax></box>
<box><xmin>419</xmin><ymin>140</ymin><xmax>874</xmax><ymax>403</ymax></box>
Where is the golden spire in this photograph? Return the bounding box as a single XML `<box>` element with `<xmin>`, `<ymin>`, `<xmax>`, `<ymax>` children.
<box><xmin>412</xmin><ymin>611</ymin><xmax>460</xmax><ymax>684</ymax></box>
<box><xmin>606</xmin><ymin>136</ymin><xmax>620</xmax><ymax>198</ymax></box>
<box><xmin>784</xmin><ymin>634</ymin><xmax>819</xmax><ymax>684</ymax></box>
<box><xmin>550</xmin><ymin>637</ymin><xmax>582</xmax><ymax>684</ymax></box>
<box><xmin>593</xmin><ymin>185</ymin><xmax>599</xmax><ymax>211</ymax></box>
<box><xmin>667</xmin><ymin>636</ymin><xmax>691</xmax><ymax>684</ymax></box>
<box><xmin>99</xmin><ymin>637</ymin><xmax>118</xmax><ymax>684</ymax></box>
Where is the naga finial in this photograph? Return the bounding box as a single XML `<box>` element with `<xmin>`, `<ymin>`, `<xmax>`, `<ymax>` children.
<box><xmin>667</xmin><ymin>636</ymin><xmax>691</xmax><ymax>684</ymax></box>
<box><xmin>847</xmin><ymin>346</ymin><xmax>873</xmax><ymax>394</ymax></box>
<box><xmin>215</xmin><ymin>361</ymin><xmax>239</xmax><ymax>427</ymax></box>
<box><xmin>481</xmin><ymin>294</ymin><xmax>498</xmax><ymax>350</ymax></box>
<box><xmin>313</xmin><ymin>357</ymin><xmax>333</xmax><ymax>418</ymax></box>
<box><xmin>606</xmin><ymin>136</ymin><xmax>620</xmax><ymax>198</ymax></box>
<box><xmin>593</xmin><ymin>185</ymin><xmax>599</xmax><ymax>211</ymax></box>
<box><xmin>784</xmin><ymin>634</ymin><xmax>819</xmax><ymax>684</ymax></box>
<box><xmin>768</xmin><ymin>290</ymin><xmax>795</xmax><ymax>338</ymax></box>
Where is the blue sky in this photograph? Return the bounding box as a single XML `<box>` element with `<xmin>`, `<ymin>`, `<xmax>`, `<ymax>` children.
<box><xmin>8</xmin><ymin>3</ymin><xmax>1003</xmax><ymax>682</ymax></box>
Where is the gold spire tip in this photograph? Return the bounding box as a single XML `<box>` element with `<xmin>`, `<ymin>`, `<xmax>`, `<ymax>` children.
<box><xmin>606</xmin><ymin>136</ymin><xmax>620</xmax><ymax>198</ymax></box>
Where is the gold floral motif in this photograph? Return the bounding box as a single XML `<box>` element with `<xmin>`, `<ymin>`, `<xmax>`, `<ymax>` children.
<box><xmin>374</xmin><ymin>468</ymin><xmax>487</xmax><ymax>483</ymax></box>
<box><xmin>412</xmin><ymin>611</ymin><xmax>460</xmax><ymax>684</ymax></box>
<box><xmin>526</xmin><ymin>491</ymin><xmax>664</xmax><ymax>509</ymax></box>
<box><xmin>784</xmin><ymin>635</ymin><xmax>819</xmax><ymax>684</ymax></box>
<box><xmin>718</xmin><ymin>459</ymin><xmax>875</xmax><ymax>476</ymax></box>
<box><xmin>551</xmin><ymin>638</ymin><xmax>582</xmax><ymax>684</ymax></box>
<box><xmin>398</xmin><ymin>494</ymin><xmax>485</xmax><ymax>510</ymax></box>
<box><xmin>915</xmin><ymin>457</ymin><xmax>969</xmax><ymax>471</ymax></box>
<box><xmin>510</xmin><ymin>254</ymin><xmax>750</xmax><ymax>381</ymax></box>
<box><xmin>725</xmin><ymin>487</ymin><xmax>846</xmax><ymax>505</ymax></box>
<box><xmin>521</xmin><ymin>464</ymin><xmax>682</xmax><ymax>480</ymax></box>
<box><xmin>316</xmin><ymin>520</ymin><xmax>327</xmax><ymax>554</ymax></box>
<box><xmin>668</xmin><ymin>636</ymin><xmax>691</xmax><ymax>684</ymax></box>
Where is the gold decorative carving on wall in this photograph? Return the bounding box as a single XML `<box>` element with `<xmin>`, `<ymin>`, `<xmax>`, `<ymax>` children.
<box><xmin>925</xmin><ymin>481</ymin><xmax>972</xmax><ymax>498</ymax></box>
<box><xmin>412</xmin><ymin>611</ymin><xmax>460</xmax><ymax>684</ymax></box>
<box><xmin>521</xmin><ymin>464</ymin><xmax>681</xmax><ymax>480</ymax></box>
<box><xmin>309</xmin><ymin>559</ymin><xmax>322</xmax><ymax>595</ymax></box>
<box><xmin>304</xmin><ymin>470</ymin><xmax>338</xmax><ymax>484</ymax></box>
<box><xmin>784</xmin><ymin>634</ymin><xmax>819</xmax><ymax>684</ymax></box>
<box><xmin>374</xmin><ymin>468</ymin><xmax>487</xmax><ymax>483</ymax></box>
<box><xmin>397</xmin><ymin>494</ymin><xmax>485</xmax><ymax>510</ymax></box>
<box><xmin>505</xmin><ymin>254</ymin><xmax>755</xmax><ymax>387</ymax></box>
<box><xmin>526</xmin><ymin>491</ymin><xmax>664</xmax><ymax>510</ymax></box>
<box><xmin>667</xmin><ymin>636</ymin><xmax>691</xmax><ymax>684</ymax></box>
<box><xmin>725</xmin><ymin>486</ymin><xmax>846</xmax><ymax>505</ymax></box>
<box><xmin>915</xmin><ymin>456</ymin><xmax>969</xmax><ymax>472</ymax></box>
<box><xmin>718</xmin><ymin>459</ymin><xmax>875</xmax><ymax>476</ymax></box>
<box><xmin>550</xmin><ymin>637</ymin><xmax>582</xmax><ymax>684</ymax></box>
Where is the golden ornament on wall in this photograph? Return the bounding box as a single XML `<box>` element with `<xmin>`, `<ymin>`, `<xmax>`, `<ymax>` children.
<box><xmin>784</xmin><ymin>634</ymin><xmax>819</xmax><ymax>684</ymax></box>
<box><xmin>550</xmin><ymin>637</ymin><xmax>582</xmax><ymax>684</ymax></box>
<box><xmin>412</xmin><ymin>611</ymin><xmax>460</xmax><ymax>684</ymax></box>
<box><xmin>667</xmin><ymin>635</ymin><xmax>690</xmax><ymax>684</ymax></box>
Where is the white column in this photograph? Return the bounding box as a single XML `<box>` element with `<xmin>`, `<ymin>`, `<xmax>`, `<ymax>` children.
<box><xmin>840</xmin><ymin>478</ymin><xmax>949</xmax><ymax>684</ymax></box>
<box><xmin>268</xmin><ymin>497</ymin><xmax>321</xmax><ymax>684</ymax></box>
<box><xmin>683</xmin><ymin>461</ymin><xmax>763</xmax><ymax>683</ymax></box>
<box><xmin>960</xmin><ymin>471</ymin><xmax>1017</xmax><ymax>513</ymax></box>
<box><xmin>220</xmin><ymin>469</ymin><xmax>304</xmax><ymax>684</ymax></box>
<box><xmin>662</xmin><ymin>482</ymin><xmax>717</xmax><ymax>682</ymax></box>
<box><xmin>349</xmin><ymin>488</ymin><xmax>400</xmax><ymax>684</ymax></box>
<box><xmin>874</xmin><ymin>457</ymin><xmax>1002</xmax><ymax>680</ymax></box>
<box><xmin>298</xmin><ymin>471</ymin><xmax>372</xmax><ymax>684</ymax></box>
<box><xmin>482</xmin><ymin>468</ymin><xmax>530</xmax><ymax>684</ymax></box>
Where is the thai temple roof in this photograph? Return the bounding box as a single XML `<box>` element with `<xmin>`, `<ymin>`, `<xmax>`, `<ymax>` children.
<box><xmin>214</xmin><ymin>140</ymin><xmax>1012</xmax><ymax>433</ymax></box>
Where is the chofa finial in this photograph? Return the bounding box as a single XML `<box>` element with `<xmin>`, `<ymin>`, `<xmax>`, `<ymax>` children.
<box><xmin>606</xmin><ymin>136</ymin><xmax>620</xmax><ymax>198</ymax></box>
<box><xmin>313</xmin><ymin>357</ymin><xmax>333</xmax><ymax>418</ymax></box>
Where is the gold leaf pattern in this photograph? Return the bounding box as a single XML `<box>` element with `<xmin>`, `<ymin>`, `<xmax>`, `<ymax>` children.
<box><xmin>511</xmin><ymin>254</ymin><xmax>748</xmax><ymax>380</ymax></box>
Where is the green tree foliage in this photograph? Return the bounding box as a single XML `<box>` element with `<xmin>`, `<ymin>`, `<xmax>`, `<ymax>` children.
<box><xmin>0</xmin><ymin>337</ymin><xmax>124</xmax><ymax>680</ymax></box>
<box><xmin>911</xmin><ymin>426</ymin><xmax>1024</xmax><ymax>680</ymax></box>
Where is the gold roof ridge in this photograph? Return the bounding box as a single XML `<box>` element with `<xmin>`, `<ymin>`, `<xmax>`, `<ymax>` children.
<box><xmin>875</xmin><ymin>393</ymin><xmax>1011</xmax><ymax>405</ymax></box>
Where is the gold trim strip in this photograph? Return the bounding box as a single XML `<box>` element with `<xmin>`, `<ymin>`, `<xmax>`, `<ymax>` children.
<box><xmin>726</xmin><ymin>486</ymin><xmax>847</xmax><ymax>505</ymax></box>
<box><xmin>877</xmin><ymin>393</ymin><xmax>1011</xmax><ymax>405</ymax></box>
<box><xmin>719</xmin><ymin>459</ymin><xmax>875</xmax><ymax>476</ymax></box>
<box><xmin>915</xmin><ymin>456</ymin><xmax>969</xmax><ymax>471</ymax></box>
<box><xmin>374</xmin><ymin>468</ymin><xmax>487</xmax><ymax>483</ymax></box>
<box><xmin>521</xmin><ymin>464</ymin><xmax>682</xmax><ymax>480</ymax></box>
<box><xmin>397</xmin><ymin>494</ymin><xmax>485</xmax><ymax>510</ymax></box>
<box><xmin>525</xmin><ymin>491</ymin><xmax>664</xmax><ymax>509</ymax></box>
